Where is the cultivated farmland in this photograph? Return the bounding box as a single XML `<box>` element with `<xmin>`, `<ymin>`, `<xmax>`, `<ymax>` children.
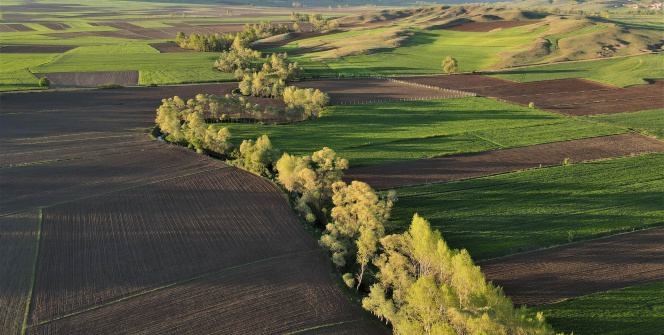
<box><xmin>480</xmin><ymin>228</ymin><xmax>664</xmax><ymax>306</ymax></box>
<box><xmin>344</xmin><ymin>133</ymin><xmax>664</xmax><ymax>189</ymax></box>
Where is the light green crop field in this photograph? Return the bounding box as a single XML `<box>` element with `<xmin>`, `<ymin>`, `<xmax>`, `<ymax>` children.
<box><xmin>490</xmin><ymin>54</ymin><xmax>664</xmax><ymax>87</ymax></box>
<box><xmin>534</xmin><ymin>282</ymin><xmax>664</xmax><ymax>335</ymax></box>
<box><xmin>582</xmin><ymin>109</ymin><xmax>664</xmax><ymax>140</ymax></box>
<box><xmin>288</xmin><ymin>24</ymin><xmax>548</xmax><ymax>76</ymax></box>
<box><xmin>546</xmin><ymin>24</ymin><xmax>607</xmax><ymax>50</ymax></box>
<box><xmin>215</xmin><ymin>97</ymin><xmax>625</xmax><ymax>167</ymax></box>
<box><xmin>389</xmin><ymin>153</ymin><xmax>664</xmax><ymax>260</ymax></box>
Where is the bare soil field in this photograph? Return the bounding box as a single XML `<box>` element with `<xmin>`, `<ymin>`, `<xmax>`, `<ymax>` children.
<box><xmin>307</xmin><ymin>320</ymin><xmax>389</xmax><ymax>334</ymax></box>
<box><xmin>344</xmin><ymin>133</ymin><xmax>664</xmax><ymax>189</ymax></box>
<box><xmin>397</xmin><ymin>75</ymin><xmax>662</xmax><ymax>116</ymax></box>
<box><xmin>28</xmin><ymin>167</ymin><xmax>319</xmax><ymax>324</ymax></box>
<box><xmin>29</xmin><ymin>253</ymin><xmax>364</xmax><ymax>334</ymax></box>
<box><xmin>443</xmin><ymin>20</ymin><xmax>541</xmax><ymax>32</ymax></box>
<box><xmin>0</xmin><ymin>132</ymin><xmax>156</xmax><ymax>167</ymax></box>
<box><xmin>0</xmin><ymin>24</ymin><xmax>17</xmax><ymax>32</ymax></box>
<box><xmin>0</xmin><ymin>145</ymin><xmax>224</xmax><ymax>215</ymax></box>
<box><xmin>5</xmin><ymin>23</ymin><xmax>35</xmax><ymax>32</ymax></box>
<box><xmin>480</xmin><ymin>228</ymin><xmax>664</xmax><ymax>306</ymax></box>
<box><xmin>0</xmin><ymin>210</ymin><xmax>40</xmax><ymax>335</ymax></box>
<box><xmin>253</xmin><ymin>30</ymin><xmax>341</xmax><ymax>51</ymax></box>
<box><xmin>0</xmin><ymin>45</ymin><xmax>77</xmax><ymax>53</ymax></box>
<box><xmin>292</xmin><ymin>78</ymin><xmax>461</xmax><ymax>104</ymax></box>
<box><xmin>149</xmin><ymin>42</ymin><xmax>193</xmax><ymax>53</ymax></box>
<box><xmin>38</xmin><ymin>22</ymin><xmax>71</xmax><ymax>30</ymax></box>
<box><xmin>34</xmin><ymin>71</ymin><xmax>140</xmax><ymax>88</ymax></box>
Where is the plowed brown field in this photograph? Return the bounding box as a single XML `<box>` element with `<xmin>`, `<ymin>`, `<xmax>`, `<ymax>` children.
<box><xmin>0</xmin><ymin>45</ymin><xmax>76</xmax><ymax>53</ymax></box>
<box><xmin>34</xmin><ymin>71</ymin><xmax>140</xmax><ymax>88</ymax></box>
<box><xmin>149</xmin><ymin>42</ymin><xmax>193</xmax><ymax>53</ymax></box>
<box><xmin>396</xmin><ymin>75</ymin><xmax>663</xmax><ymax>116</ymax></box>
<box><xmin>1</xmin><ymin>82</ymin><xmax>385</xmax><ymax>334</ymax></box>
<box><xmin>292</xmin><ymin>78</ymin><xmax>465</xmax><ymax>104</ymax></box>
<box><xmin>480</xmin><ymin>228</ymin><xmax>664</xmax><ymax>306</ymax></box>
<box><xmin>344</xmin><ymin>133</ymin><xmax>664</xmax><ymax>189</ymax></box>
<box><xmin>29</xmin><ymin>253</ymin><xmax>364</xmax><ymax>334</ymax></box>
<box><xmin>0</xmin><ymin>211</ymin><xmax>40</xmax><ymax>335</ymax></box>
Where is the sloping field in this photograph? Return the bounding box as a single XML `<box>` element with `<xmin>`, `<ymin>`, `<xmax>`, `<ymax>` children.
<box><xmin>292</xmin><ymin>78</ymin><xmax>469</xmax><ymax>104</ymax></box>
<box><xmin>480</xmin><ymin>228</ymin><xmax>664</xmax><ymax>306</ymax></box>
<box><xmin>397</xmin><ymin>75</ymin><xmax>663</xmax><ymax>116</ymax></box>
<box><xmin>0</xmin><ymin>210</ymin><xmax>40</xmax><ymax>335</ymax></box>
<box><xmin>34</xmin><ymin>71</ymin><xmax>140</xmax><ymax>88</ymax></box>
<box><xmin>29</xmin><ymin>253</ymin><xmax>365</xmax><ymax>334</ymax></box>
<box><xmin>0</xmin><ymin>146</ymin><xmax>223</xmax><ymax>215</ymax></box>
<box><xmin>149</xmin><ymin>42</ymin><xmax>193</xmax><ymax>53</ymax></box>
<box><xmin>38</xmin><ymin>23</ymin><xmax>71</xmax><ymax>31</ymax></box>
<box><xmin>29</xmin><ymin>167</ymin><xmax>318</xmax><ymax>324</ymax></box>
<box><xmin>344</xmin><ymin>133</ymin><xmax>664</xmax><ymax>189</ymax></box>
<box><xmin>442</xmin><ymin>20</ymin><xmax>540</xmax><ymax>32</ymax></box>
<box><xmin>0</xmin><ymin>45</ymin><xmax>77</xmax><ymax>53</ymax></box>
<box><xmin>5</xmin><ymin>24</ymin><xmax>35</xmax><ymax>32</ymax></box>
<box><xmin>390</xmin><ymin>153</ymin><xmax>664</xmax><ymax>259</ymax></box>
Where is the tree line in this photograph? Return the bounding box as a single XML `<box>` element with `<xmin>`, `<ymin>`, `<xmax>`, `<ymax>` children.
<box><xmin>175</xmin><ymin>21</ymin><xmax>291</xmax><ymax>52</ymax></box>
<box><xmin>290</xmin><ymin>12</ymin><xmax>340</xmax><ymax>31</ymax></box>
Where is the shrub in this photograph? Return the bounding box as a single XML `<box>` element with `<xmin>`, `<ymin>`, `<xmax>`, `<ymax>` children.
<box><xmin>38</xmin><ymin>77</ymin><xmax>50</xmax><ymax>87</ymax></box>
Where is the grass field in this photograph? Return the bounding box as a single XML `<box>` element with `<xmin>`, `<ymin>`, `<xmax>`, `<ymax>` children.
<box><xmin>490</xmin><ymin>54</ymin><xmax>664</xmax><ymax>87</ymax></box>
<box><xmin>289</xmin><ymin>24</ymin><xmax>547</xmax><ymax>76</ymax></box>
<box><xmin>389</xmin><ymin>153</ymin><xmax>664</xmax><ymax>259</ymax></box>
<box><xmin>534</xmin><ymin>281</ymin><xmax>664</xmax><ymax>335</ymax></box>
<box><xmin>217</xmin><ymin>97</ymin><xmax>625</xmax><ymax>167</ymax></box>
<box><xmin>582</xmin><ymin>109</ymin><xmax>664</xmax><ymax>140</ymax></box>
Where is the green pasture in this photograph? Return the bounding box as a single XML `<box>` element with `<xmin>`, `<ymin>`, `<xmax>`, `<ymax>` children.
<box><xmin>534</xmin><ymin>281</ymin><xmax>664</xmax><ymax>335</ymax></box>
<box><xmin>290</xmin><ymin>24</ymin><xmax>548</xmax><ymax>76</ymax></box>
<box><xmin>582</xmin><ymin>109</ymin><xmax>664</xmax><ymax>140</ymax></box>
<box><xmin>490</xmin><ymin>54</ymin><xmax>664</xmax><ymax>87</ymax></box>
<box><xmin>389</xmin><ymin>153</ymin><xmax>664</xmax><ymax>260</ymax></box>
<box><xmin>216</xmin><ymin>97</ymin><xmax>625</xmax><ymax>167</ymax></box>
<box><xmin>546</xmin><ymin>24</ymin><xmax>606</xmax><ymax>50</ymax></box>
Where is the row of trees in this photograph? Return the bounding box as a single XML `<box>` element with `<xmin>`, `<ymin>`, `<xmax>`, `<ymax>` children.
<box><xmin>214</xmin><ymin>45</ymin><xmax>262</xmax><ymax>73</ymax></box>
<box><xmin>290</xmin><ymin>12</ymin><xmax>340</xmax><ymax>31</ymax></box>
<box><xmin>175</xmin><ymin>21</ymin><xmax>291</xmax><ymax>52</ymax></box>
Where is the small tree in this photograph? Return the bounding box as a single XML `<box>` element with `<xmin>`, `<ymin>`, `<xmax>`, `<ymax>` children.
<box><xmin>441</xmin><ymin>56</ymin><xmax>458</xmax><ymax>75</ymax></box>
<box><xmin>39</xmin><ymin>77</ymin><xmax>50</xmax><ymax>88</ymax></box>
<box><xmin>529</xmin><ymin>102</ymin><xmax>536</xmax><ymax>108</ymax></box>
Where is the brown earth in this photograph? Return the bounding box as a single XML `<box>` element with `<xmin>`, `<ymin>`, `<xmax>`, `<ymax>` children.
<box><xmin>396</xmin><ymin>75</ymin><xmax>663</xmax><ymax>116</ymax></box>
<box><xmin>29</xmin><ymin>253</ymin><xmax>361</xmax><ymax>334</ymax></box>
<box><xmin>0</xmin><ymin>24</ymin><xmax>18</xmax><ymax>33</ymax></box>
<box><xmin>4</xmin><ymin>23</ymin><xmax>35</xmax><ymax>32</ymax></box>
<box><xmin>344</xmin><ymin>133</ymin><xmax>664</xmax><ymax>189</ymax></box>
<box><xmin>480</xmin><ymin>228</ymin><xmax>664</xmax><ymax>306</ymax></box>
<box><xmin>34</xmin><ymin>71</ymin><xmax>140</xmax><ymax>88</ymax></box>
<box><xmin>306</xmin><ymin>320</ymin><xmax>390</xmax><ymax>334</ymax></box>
<box><xmin>0</xmin><ymin>211</ymin><xmax>40</xmax><ymax>335</ymax></box>
<box><xmin>149</xmin><ymin>41</ymin><xmax>193</xmax><ymax>53</ymax></box>
<box><xmin>28</xmin><ymin>167</ymin><xmax>319</xmax><ymax>324</ymax></box>
<box><xmin>1</xmin><ymin>83</ymin><xmax>384</xmax><ymax>334</ymax></box>
<box><xmin>253</xmin><ymin>29</ymin><xmax>341</xmax><ymax>51</ymax></box>
<box><xmin>292</xmin><ymin>78</ymin><xmax>467</xmax><ymax>104</ymax></box>
<box><xmin>442</xmin><ymin>20</ymin><xmax>541</xmax><ymax>32</ymax></box>
<box><xmin>38</xmin><ymin>22</ymin><xmax>71</xmax><ymax>30</ymax></box>
<box><xmin>0</xmin><ymin>45</ymin><xmax>77</xmax><ymax>53</ymax></box>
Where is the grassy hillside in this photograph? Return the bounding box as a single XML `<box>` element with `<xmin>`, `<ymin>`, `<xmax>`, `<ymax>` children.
<box><xmin>490</xmin><ymin>53</ymin><xmax>664</xmax><ymax>86</ymax></box>
<box><xmin>534</xmin><ymin>281</ymin><xmax>664</xmax><ymax>335</ymax></box>
<box><xmin>582</xmin><ymin>109</ymin><xmax>664</xmax><ymax>139</ymax></box>
<box><xmin>216</xmin><ymin>97</ymin><xmax>625</xmax><ymax>167</ymax></box>
<box><xmin>389</xmin><ymin>153</ymin><xmax>664</xmax><ymax>259</ymax></box>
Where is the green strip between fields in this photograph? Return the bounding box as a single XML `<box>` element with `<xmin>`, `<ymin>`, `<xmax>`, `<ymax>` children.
<box><xmin>21</xmin><ymin>208</ymin><xmax>42</xmax><ymax>335</ymax></box>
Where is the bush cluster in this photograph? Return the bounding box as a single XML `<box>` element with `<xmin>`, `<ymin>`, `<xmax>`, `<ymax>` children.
<box><xmin>175</xmin><ymin>21</ymin><xmax>291</xmax><ymax>52</ymax></box>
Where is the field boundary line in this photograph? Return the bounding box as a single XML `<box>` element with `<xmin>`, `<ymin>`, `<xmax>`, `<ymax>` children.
<box><xmin>30</xmin><ymin>166</ymin><xmax>228</xmax><ymax>213</ymax></box>
<box><xmin>470</xmin><ymin>133</ymin><xmax>506</xmax><ymax>148</ymax></box>
<box><xmin>20</xmin><ymin>208</ymin><xmax>43</xmax><ymax>335</ymax></box>
<box><xmin>34</xmin><ymin>249</ymin><xmax>326</xmax><ymax>327</ymax></box>
<box><xmin>284</xmin><ymin>318</ymin><xmax>366</xmax><ymax>335</ymax></box>
<box><xmin>0</xmin><ymin>145</ymin><xmax>161</xmax><ymax>169</ymax></box>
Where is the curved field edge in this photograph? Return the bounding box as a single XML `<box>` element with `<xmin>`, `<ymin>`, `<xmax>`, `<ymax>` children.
<box><xmin>532</xmin><ymin>281</ymin><xmax>664</xmax><ymax>335</ymax></box>
<box><xmin>388</xmin><ymin>153</ymin><xmax>664</xmax><ymax>260</ymax></box>
<box><xmin>488</xmin><ymin>54</ymin><xmax>664</xmax><ymax>87</ymax></box>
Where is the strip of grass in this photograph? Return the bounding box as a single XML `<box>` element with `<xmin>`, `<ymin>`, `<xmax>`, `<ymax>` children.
<box><xmin>389</xmin><ymin>154</ymin><xmax>664</xmax><ymax>260</ymax></box>
<box><xmin>489</xmin><ymin>54</ymin><xmax>664</xmax><ymax>87</ymax></box>
<box><xmin>66</xmin><ymin>44</ymin><xmax>160</xmax><ymax>54</ymax></box>
<box><xmin>582</xmin><ymin>109</ymin><xmax>664</xmax><ymax>140</ymax></box>
<box><xmin>533</xmin><ymin>281</ymin><xmax>664</xmax><ymax>335</ymax></box>
<box><xmin>0</xmin><ymin>69</ymin><xmax>42</xmax><ymax>92</ymax></box>
<box><xmin>216</xmin><ymin>97</ymin><xmax>624</xmax><ymax>167</ymax></box>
